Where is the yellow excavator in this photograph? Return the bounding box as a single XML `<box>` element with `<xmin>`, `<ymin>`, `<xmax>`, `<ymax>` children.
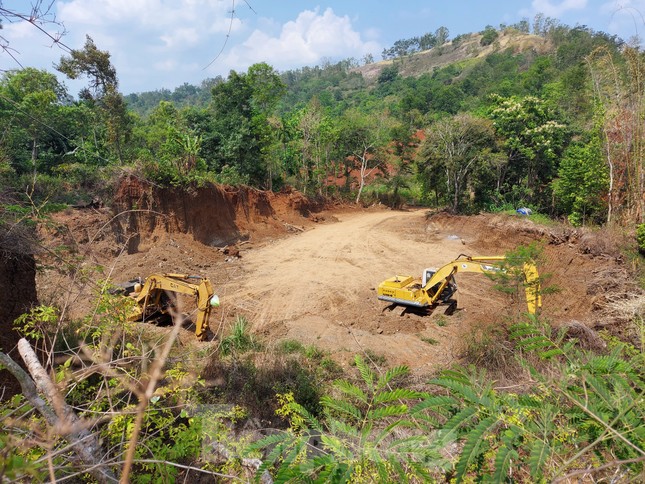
<box><xmin>377</xmin><ymin>255</ymin><xmax>541</xmax><ymax>314</ymax></box>
<box><xmin>121</xmin><ymin>273</ymin><xmax>220</xmax><ymax>340</ymax></box>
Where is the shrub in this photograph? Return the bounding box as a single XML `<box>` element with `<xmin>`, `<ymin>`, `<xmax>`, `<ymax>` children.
<box><xmin>636</xmin><ymin>223</ymin><xmax>645</xmax><ymax>255</ymax></box>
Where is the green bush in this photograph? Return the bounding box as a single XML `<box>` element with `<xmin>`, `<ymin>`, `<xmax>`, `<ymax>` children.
<box><xmin>636</xmin><ymin>223</ymin><xmax>645</xmax><ymax>255</ymax></box>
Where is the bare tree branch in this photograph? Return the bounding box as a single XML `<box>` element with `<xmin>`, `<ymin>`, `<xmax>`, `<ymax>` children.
<box><xmin>15</xmin><ymin>338</ymin><xmax>118</xmax><ymax>483</ymax></box>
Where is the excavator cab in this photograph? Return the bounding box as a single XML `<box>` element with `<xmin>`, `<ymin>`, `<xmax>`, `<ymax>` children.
<box><xmin>422</xmin><ymin>268</ymin><xmax>457</xmax><ymax>302</ymax></box>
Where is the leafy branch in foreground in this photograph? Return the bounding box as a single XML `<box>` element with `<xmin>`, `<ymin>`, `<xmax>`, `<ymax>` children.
<box><xmin>249</xmin><ymin>315</ymin><xmax>644</xmax><ymax>483</ymax></box>
<box><xmin>247</xmin><ymin>354</ymin><xmax>451</xmax><ymax>482</ymax></box>
<box><xmin>421</xmin><ymin>316</ymin><xmax>645</xmax><ymax>482</ymax></box>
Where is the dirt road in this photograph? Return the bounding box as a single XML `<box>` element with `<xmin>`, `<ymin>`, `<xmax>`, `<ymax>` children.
<box><xmin>220</xmin><ymin>208</ymin><xmax>518</xmax><ymax>373</ymax></box>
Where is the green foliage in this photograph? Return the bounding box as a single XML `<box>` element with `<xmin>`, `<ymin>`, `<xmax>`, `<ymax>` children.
<box><xmin>487</xmin><ymin>94</ymin><xmax>570</xmax><ymax>209</ymax></box>
<box><xmin>246</xmin><ymin>313</ymin><xmax>645</xmax><ymax>482</ymax></box>
<box><xmin>553</xmin><ymin>136</ymin><xmax>608</xmax><ymax>225</ymax></box>
<box><xmin>480</xmin><ymin>25</ymin><xmax>499</xmax><ymax>46</ymax></box>
<box><xmin>220</xmin><ymin>315</ymin><xmax>261</xmax><ymax>356</ymax></box>
<box><xmin>417</xmin><ymin>113</ymin><xmax>496</xmax><ymax>212</ymax></box>
<box><xmin>247</xmin><ymin>355</ymin><xmax>448</xmax><ymax>481</ymax></box>
<box><xmin>636</xmin><ymin>224</ymin><xmax>645</xmax><ymax>255</ymax></box>
<box><xmin>13</xmin><ymin>305</ymin><xmax>59</xmax><ymax>341</ymax></box>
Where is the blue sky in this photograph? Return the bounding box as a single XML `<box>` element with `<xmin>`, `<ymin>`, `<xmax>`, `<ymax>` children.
<box><xmin>2</xmin><ymin>1</ymin><xmax>644</xmax><ymax>95</ymax></box>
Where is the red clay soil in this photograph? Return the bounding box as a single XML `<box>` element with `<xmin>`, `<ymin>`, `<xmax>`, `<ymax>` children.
<box><xmin>34</xmin><ymin>177</ymin><xmax>637</xmax><ymax>376</ymax></box>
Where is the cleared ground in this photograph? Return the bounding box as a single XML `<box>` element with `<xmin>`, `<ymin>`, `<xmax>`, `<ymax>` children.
<box><xmin>39</xmin><ymin>203</ymin><xmax>628</xmax><ymax>376</ymax></box>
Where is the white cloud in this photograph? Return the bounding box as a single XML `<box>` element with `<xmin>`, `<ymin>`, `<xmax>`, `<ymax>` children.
<box><xmin>531</xmin><ymin>0</ymin><xmax>588</xmax><ymax>17</ymax></box>
<box><xmin>219</xmin><ymin>7</ymin><xmax>380</xmax><ymax>73</ymax></box>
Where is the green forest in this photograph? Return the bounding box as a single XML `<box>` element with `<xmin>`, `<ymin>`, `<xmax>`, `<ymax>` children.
<box><xmin>1</xmin><ymin>13</ymin><xmax>645</xmax><ymax>483</ymax></box>
<box><xmin>2</xmin><ymin>19</ymin><xmax>642</xmax><ymax>225</ymax></box>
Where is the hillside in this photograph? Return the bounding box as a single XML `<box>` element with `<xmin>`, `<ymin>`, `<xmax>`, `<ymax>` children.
<box><xmin>355</xmin><ymin>30</ymin><xmax>551</xmax><ymax>83</ymax></box>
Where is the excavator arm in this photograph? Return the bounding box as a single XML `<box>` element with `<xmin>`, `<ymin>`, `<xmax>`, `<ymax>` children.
<box><xmin>129</xmin><ymin>273</ymin><xmax>218</xmax><ymax>340</ymax></box>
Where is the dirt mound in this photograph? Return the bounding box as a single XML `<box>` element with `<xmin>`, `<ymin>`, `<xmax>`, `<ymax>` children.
<box><xmin>111</xmin><ymin>175</ymin><xmax>324</xmax><ymax>251</ymax></box>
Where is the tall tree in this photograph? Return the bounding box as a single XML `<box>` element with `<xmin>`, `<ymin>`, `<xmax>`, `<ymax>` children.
<box><xmin>337</xmin><ymin>109</ymin><xmax>393</xmax><ymax>204</ymax></box>
<box><xmin>0</xmin><ymin>68</ymin><xmax>67</xmax><ymax>176</ymax></box>
<box><xmin>210</xmin><ymin>63</ymin><xmax>286</xmax><ymax>187</ymax></box>
<box><xmin>487</xmin><ymin>95</ymin><xmax>569</xmax><ymax>207</ymax></box>
<box><xmin>587</xmin><ymin>45</ymin><xmax>645</xmax><ymax>224</ymax></box>
<box><xmin>552</xmin><ymin>135</ymin><xmax>608</xmax><ymax>225</ymax></box>
<box><xmin>418</xmin><ymin>113</ymin><xmax>495</xmax><ymax>212</ymax></box>
<box><xmin>56</xmin><ymin>36</ymin><xmax>130</xmax><ymax>163</ymax></box>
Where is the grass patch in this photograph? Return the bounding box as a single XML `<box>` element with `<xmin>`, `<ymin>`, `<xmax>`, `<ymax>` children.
<box><xmin>220</xmin><ymin>315</ymin><xmax>261</xmax><ymax>356</ymax></box>
<box><xmin>361</xmin><ymin>349</ymin><xmax>388</xmax><ymax>367</ymax></box>
<box><xmin>277</xmin><ymin>339</ymin><xmax>305</xmax><ymax>354</ymax></box>
<box><xmin>420</xmin><ymin>336</ymin><xmax>439</xmax><ymax>345</ymax></box>
<box><xmin>436</xmin><ymin>317</ymin><xmax>448</xmax><ymax>327</ymax></box>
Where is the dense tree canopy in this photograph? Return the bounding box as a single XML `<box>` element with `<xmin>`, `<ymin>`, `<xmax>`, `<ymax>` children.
<box><xmin>0</xmin><ymin>19</ymin><xmax>639</xmax><ymax>225</ymax></box>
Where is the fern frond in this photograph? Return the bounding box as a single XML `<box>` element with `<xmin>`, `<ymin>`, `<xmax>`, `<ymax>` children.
<box><xmin>354</xmin><ymin>355</ymin><xmax>375</xmax><ymax>391</ymax></box>
<box><xmin>491</xmin><ymin>445</ymin><xmax>518</xmax><ymax>483</ymax></box>
<box><xmin>539</xmin><ymin>347</ymin><xmax>564</xmax><ymax>359</ymax></box>
<box><xmin>518</xmin><ymin>335</ymin><xmax>555</xmax><ymax>351</ymax></box>
<box><xmin>437</xmin><ymin>368</ymin><xmax>471</xmax><ymax>384</ymax></box>
<box><xmin>328</xmin><ymin>417</ymin><xmax>360</xmax><ymax>439</ymax></box>
<box><xmin>443</xmin><ymin>406</ymin><xmax>478</xmax><ymax>435</ymax></box>
<box><xmin>366</xmin><ymin>404</ymin><xmax>408</xmax><ymax>421</ymax></box>
<box><xmin>528</xmin><ymin>439</ymin><xmax>550</xmax><ymax>479</ymax></box>
<box><xmin>584</xmin><ymin>354</ymin><xmax>632</xmax><ymax>375</ymax></box>
<box><xmin>299</xmin><ymin>453</ymin><xmax>334</xmax><ymax>479</ymax></box>
<box><xmin>411</xmin><ymin>395</ymin><xmax>459</xmax><ymax>415</ymax></box>
<box><xmin>374</xmin><ymin>388</ymin><xmax>423</xmax><ymax>405</ymax></box>
<box><xmin>454</xmin><ymin>415</ymin><xmax>499</xmax><ymax>482</ymax></box>
<box><xmin>407</xmin><ymin>460</ymin><xmax>437</xmax><ymax>480</ymax></box>
<box><xmin>431</xmin><ymin>377</ymin><xmax>482</xmax><ymax>405</ymax></box>
<box><xmin>582</xmin><ymin>373</ymin><xmax>614</xmax><ymax>407</ymax></box>
<box><xmin>274</xmin><ymin>440</ymin><xmax>308</xmax><ymax>483</ymax></box>
<box><xmin>334</xmin><ymin>379</ymin><xmax>368</xmax><ymax>404</ymax></box>
<box><xmin>508</xmin><ymin>323</ymin><xmax>539</xmax><ymax>338</ymax></box>
<box><xmin>360</xmin><ymin>420</ymin><xmax>373</xmax><ymax>443</ymax></box>
<box><xmin>321</xmin><ymin>395</ymin><xmax>362</xmax><ymax>421</ymax></box>
<box><xmin>246</xmin><ymin>430</ymin><xmax>293</xmax><ymax>453</ymax></box>
<box><xmin>254</xmin><ymin>439</ymin><xmax>288</xmax><ymax>479</ymax></box>
<box><xmin>373</xmin><ymin>419</ymin><xmax>417</xmax><ymax>445</ymax></box>
<box><xmin>320</xmin><ymin>434</ymin><xmax>353</xmax><ymax>461</ymax></box>
<box><xmin>290</xmin><ymin>400</ymin><xmax>324</xmax><ymax>432</ymax></box>
<box><xmin>376</xmin><ymin>364</ymin><xmax>410</xmax><ymax>390</ymax></box>
<box><xmin>316</xmin><ymin>459</ymin><xmax>350</xmax><ymax>483</ymax></box>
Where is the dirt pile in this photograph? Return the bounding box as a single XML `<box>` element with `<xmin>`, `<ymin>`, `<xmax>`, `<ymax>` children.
<box><xmin>111</xmin><ymin>175</ymin><xmax>323</xmax><ymax>251</ymax></box>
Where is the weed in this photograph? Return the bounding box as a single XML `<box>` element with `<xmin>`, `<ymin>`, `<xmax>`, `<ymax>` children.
<box><xmin>276</xmin><ymin>339</ymin><xmax>304</xmax><ymax>354</ymax></box>
<box><xmin>220</xmin><ymin>315</ymin><xmax>261</xmax><ymax>356</ymax></box>
<box><xmin>421</xmin><ymin>336</ymin><xmax>439</xmax><ymax>345</ymax></box>
<box><xmin>361</xmin><ymin>348</ymin><xmax>388</xmax><ymax>367</ymax></box>
<box><xmin>436</xmin><ymin>316</ymin><xmax>448</xmax><ymax>327</ymax></box>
